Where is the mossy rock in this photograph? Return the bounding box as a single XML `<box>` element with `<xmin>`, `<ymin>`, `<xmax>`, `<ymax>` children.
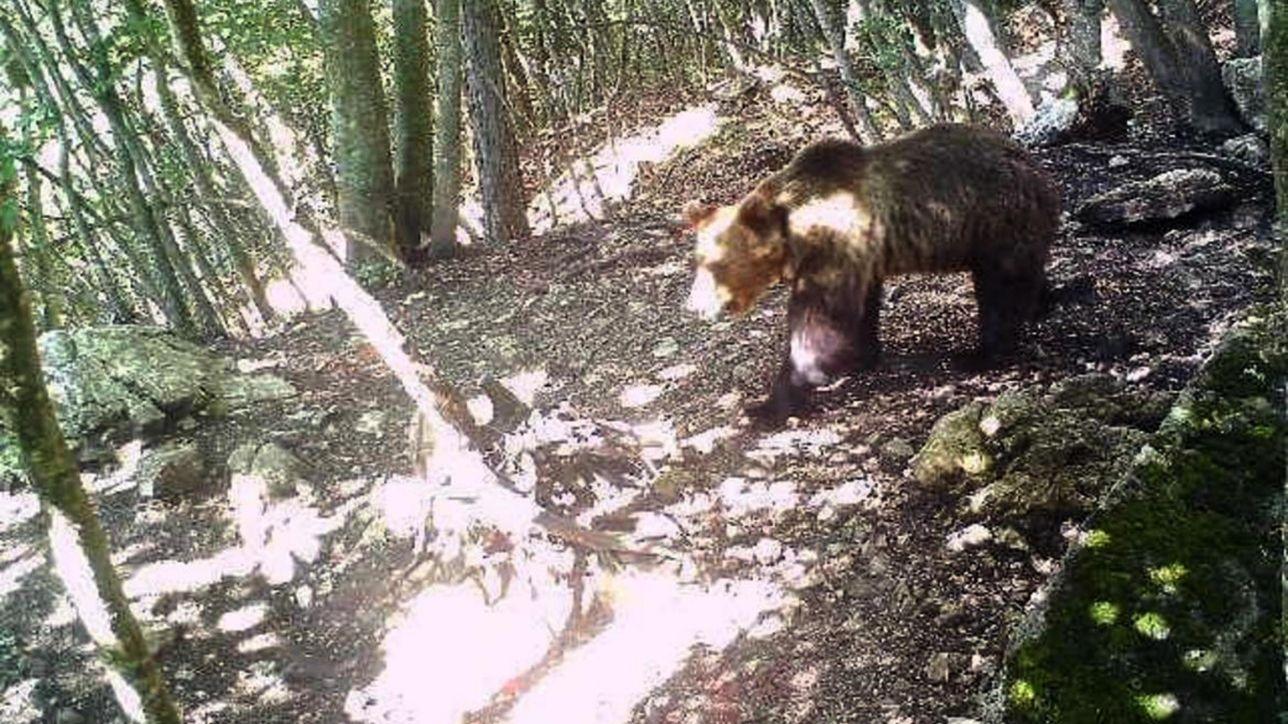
<box><xmin>997</xmin><ymin>311</ymin><xmax>1287</xmax><ymax>723</ymax></box>
<box><xmin>913</xmin><ymin>374</ymin><xmax>1172</xmax><ymax>520</ymax></box>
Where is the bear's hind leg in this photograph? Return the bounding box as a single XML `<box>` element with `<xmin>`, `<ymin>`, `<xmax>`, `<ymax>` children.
<box><xmin>973</xmin><ymin>266</ymin><xmax>1044</xmax><ymax>358</ymax></box>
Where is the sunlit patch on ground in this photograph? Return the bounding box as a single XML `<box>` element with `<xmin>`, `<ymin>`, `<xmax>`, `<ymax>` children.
<box><xmin>345</xmin><ymin>567</ymin><xmax>790</xmax><ymax>724</ymax></box>
<box><xmin>528</xmin><ymin>105</ymin><xmax>723</xmax><ymax>234</ymax></box>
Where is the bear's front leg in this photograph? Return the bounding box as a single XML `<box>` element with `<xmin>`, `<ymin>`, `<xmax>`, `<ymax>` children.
<box><xmin>748</xmin><ymin>295</ymin><xmax>867</xmax><ymax>424</ymax></box>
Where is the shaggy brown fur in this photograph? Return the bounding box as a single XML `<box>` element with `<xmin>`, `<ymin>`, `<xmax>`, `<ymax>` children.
<box><xmin>684</xmin><ymin>123</ymin><xmax>1061</xmax><ymax>421</ymax></box>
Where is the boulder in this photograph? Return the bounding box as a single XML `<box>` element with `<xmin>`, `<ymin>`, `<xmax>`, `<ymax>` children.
<box><xmin>33</xmin><ymin>326</ymin><xmax>295</xmax><ymax>447</ymax></box>
<box><xmin>1221</xmin><ymin>55</ymin><xmax>1266</xmax><ymax>133</ymax></box>
<box><xmin>135</xmin><ymin>442</ymin><xmax>208</xmax><ymax>499</ymax></box>
<box><xmin>1220</xmin><ymin>133</ymin><xmax>1270</xmax><ymax>167</ymax></box>
<box><xmin>1015</xmin><ymin>74</ymin><xmax>1129</xmax><ymax>148</ymax></box>
<box><xmin>912</xmin><ymin>375</ymin><xmax>1173</xmax><ymax>520</ymax></box>
<box><xmin>228</xmin><ymin>441</ymin><xmax>306</xmax><ymax>499</ymax></box>
<box><xmin>1076</xmin><ymin>168</ymin><xmax>1235</xmax><ymax>227</ymax></box>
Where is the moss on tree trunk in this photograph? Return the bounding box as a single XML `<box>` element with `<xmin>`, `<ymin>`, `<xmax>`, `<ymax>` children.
<box><xmin>0</xmin><ymin>131</ymin><xmax>181</xmax><ymax>724</ymax></box>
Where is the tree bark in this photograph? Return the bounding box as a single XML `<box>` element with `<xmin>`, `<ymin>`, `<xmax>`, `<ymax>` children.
<box><xmin>0</xmin><ymin>127</ymin><xmax>182</xmax><ymax>724</ymax></box>
<box><xmin>33</xmin><ymin>0</ymin><xmax>198</xmax><ymax>337</ymax></box>
<box><xmin>1266</xmin><ymin>0</ymin><xmax>1287</xmax><ymax>221</ymax></box>
<box><xmin>462</xmin><ymin>0</ymin><xmax>530</xmax><ymax>244</ymax></box>
<box><xmin>1061</xmin><ymin>0</ymin><xmax>1104</xmax><ymax>89</ymax></box>
<box><xmin>1108</xmin><ymin>0</ymin><xmax>1244</xmax><ymax>133</ymax></box>
<box><xmin>946</xmin><ymin>0</ymin><xmax>1037</xmax><ymax>128</ymax></box>
<box><xmin>1234</xmin><ymin>0</ymin><xmax>1262</xmax><ymax>56</ymax></box>
<box><xmin>319</xmin><ymin>0</ymin><xmax>398</xmax><ymax>264</ymax></box>
<box><xmin>429</xmin><ymin>0</ymin><xmax>464</xmax><ymax>257</ymax></box>
<box><xmin>809</xmin><ymin>0</ymin><xmax>883</xmax><ymax>142</ymax></box>
<box><xmin>391</xmin><ymin>0</ymin><xmax>435</xmax><ymax>261</ymax></box>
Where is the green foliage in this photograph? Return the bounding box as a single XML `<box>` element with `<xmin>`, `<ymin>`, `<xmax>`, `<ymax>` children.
<box><xmin>352</xmin><ymin>259</ymin><xmax>403</xmax><ymax>289</ymax></box>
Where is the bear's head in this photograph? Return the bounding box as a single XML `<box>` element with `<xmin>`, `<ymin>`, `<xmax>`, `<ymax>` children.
<box><xmin>683</xmin><ymin>192</ymin><xmax>789</xmax><ymax>320</ymax></box>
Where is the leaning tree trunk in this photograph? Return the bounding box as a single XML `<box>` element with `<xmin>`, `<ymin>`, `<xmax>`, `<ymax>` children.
<box><xmin>462</xmin><ymin>0</ymin><xmax>530</xmax><ymax>245</ymax></box>
<box><xmin>319</xmin><ymin>0</ymin><xmax>398</xmax><ymax>264</ymax></box>
<box><xmin>37</xmin><ymin>0</ymin><xmax>198</xmax><ymax>337</ymax></box>
<box><xmin>0</xmin><ymin>128</ymin><xmax>182</xmax><ymax>724</ymax></box>
<box><xmin>429</xmin><ymin>0</ymin><xmax>464</xmax><ymax>258</ymax></box>
<box><xmin>946</xmin><ymin>0</ymin><xmax>1037</xmax><ymax>128</ymax></box>
<box><xmin>390</xmin><ymin>0</ymin><xmax>434</xmax><ymax>261</ymax></box>
<box><xmin>159</xmin><ymin>0</ymin><xmax>630</xmax><ymax>559</ymax></box>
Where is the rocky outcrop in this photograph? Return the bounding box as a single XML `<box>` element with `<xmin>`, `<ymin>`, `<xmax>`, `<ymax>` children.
<box><xmin>913</xmin><ymin>374</ymin><xmax>1173</xmax><ymax>521</ymax></box>
<box><xmin>0</xmin><ymin>325</ymin><xmax>296</xmax><ymax>487</ymax></box>
<box><xmin>1076</xmin><ymin>168</ymin><xmax>1236</xmax><ymax>227</ymax></box>
<box><xmin>989</xmin><ymin>310</ymin><xmax>1287</xmax><ymax>722</ymax></box>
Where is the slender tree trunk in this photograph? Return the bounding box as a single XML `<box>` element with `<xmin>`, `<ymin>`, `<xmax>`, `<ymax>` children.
<box><xmin>16</xmin><ymin>85</ymin><xmax>64</xmax><ymax>330</ymax></box>
<box><xmin>319</xmin><ymin>0</ymin><xmax>398</xmax><ymax>264</ymax></box>
<box><xmin>159</xmin><ymin>0</ymin><xmax>628</xmax><ymax>561</ymax></box>
<box><xmin>0</xmin><ymin>128</ymin><xmax>182</xmax><ymax>724</ymax></box>
<box><xmin>808</xmin><ymin>0</ymin><xmax>883</xmax><ymax>141</ymax></box>
<box><xmin>462</xmin><ymin>0</ymin><xmax>530</xmax><ymax>244</ymax></box>
<box><xmin>429</xmin><ymin>0</ymin><xmax>464</xmax><ymax>257</ymax></box>
<box><xmin>42</xmin><ymin>0</ymin><xmax>198</xmax><ymax>337</ymax></box>
<box><xmin>121</xmin><ymin>0</ymin><xmax>275</xmax><ymax>323</ymax></box>
<box><xmin>391</xmin><ymin>0</ymin><xmax>435</xmax><ymax>261</ymax></box>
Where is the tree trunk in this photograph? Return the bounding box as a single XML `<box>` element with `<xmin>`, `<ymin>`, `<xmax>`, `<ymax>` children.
<box><xmin>40</xmin><ymin>0</ymin><xmax>199</xmax><ymax>337</ymax></box>
<box><xmin>947</xmin><ymin>0</ymin><xmax>1037</xmax><ymax>128</ymax></box>
<box><xmin>1062</xmin><ymin>0</ymin><xmax>1104</xmax><ymax>90</ymax></box>
<box><xmin>1234</xmin><ymin>0</ymin><xmax>1261</xmax><ymax>56</ymax></box>
<box><xmin>0</xmin><ymin>128</ymin><xmax>182</xmax><ymax>724</ymax></box>
<box><xmin>391</xmin><ymin>0</ymin><xmax>435</xmax><ymax>261</ymax></box>
<box><xmin>121</xmin><ymin>0</ymin><xmax>275</xmax><ymax>323</ymax></box>
<box><xmin>1266</xmin><ymin>0</ymin><xmax>1287</xmax><ymax>221</ymax></box>
<box><xmin>462</xmin><ymin>0</ymin><xmax>530</xmax><ymax>244</ymax></box>
<box><xmin>159</xmin><ymin>0</ymin><xmax>630</xmax><ymax>561</ymax></box>
<box><xmin>429</xmin><ymin>0</ymin><xmax>464</xmax><ymax>257</ymax></box>
<box><xmin>319</xmin><ymin>0</ymin><xmax>398</xmax><ymax>264</ymax></box>
<box><xmin>1108</xmin><ymin>0</ymin><xmax>1244</xmax><ymax>133</ymax></box>
<box><xmin>808</xmin><ymin>0</ymin><xmax>883</xmax><ymax>142</ymax></box>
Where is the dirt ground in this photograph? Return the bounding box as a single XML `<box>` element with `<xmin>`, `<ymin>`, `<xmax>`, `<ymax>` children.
<box><xmin>0</xmin><ymin>64</ymin><xmax>1279</xmax><ymax>724</ymax></box>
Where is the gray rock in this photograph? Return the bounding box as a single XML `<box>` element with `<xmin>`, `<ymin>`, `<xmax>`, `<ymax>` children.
<box><xmin>355</xmin><ymin>409</ymin><xmax>388</xmax><ymax>437</ymax></box>
<box><xmin>228</xmin><ymin>441</ymin><xmax>305</xmax><ymax>498</ymax></box>
<box><xmin>1015</xmin><ymin>97</ymin><xmax>1078</xmax><ymax>148</ymax></box>
<box><xmin>1221</xmin><ymin>55</ymin><xmax>1266</xmax><ymax>132</ymax></box>
<box><xmin>1077</xmin><ymin>168</ymin><xmax>1235</xmax><ymax>227</ymax></box>
<box><xmin>878</xmin><ymin>436</ymin><xmax>917</xmax><ymax>471</ymax></box>
<box><xmin>34</xmin><ymin>326</ymin><xmax>295</xmax><ymax>446</ymax></box>
<box><xmin>135</xmin><ymin>442</ymin><xmax>207</xmax><ymax>499</ymax></box>
<box><xmin>209</xmin><ymin>374</ymin><xmax>297</xmax><ymax>414</ymax></box>
<box><xmin>926</xmin><ymin>652</ymin><xmax>953</xmax><ymax>682</ymax></box>
<box><xmin>1220</xmin><ymin>133</ymin><xmax>1270</xmax><ymax>167</ymax></box>
<box><xmin>913</xmin><ymin>375</ymin><xmax>1173</xmax><ymax>519</ymax></box>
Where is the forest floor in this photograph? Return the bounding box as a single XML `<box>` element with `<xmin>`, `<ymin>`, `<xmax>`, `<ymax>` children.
<box><xmin>0</xmin><ymin>74</ymin><xmax>1281</xmax><ymax>724</ymax></box>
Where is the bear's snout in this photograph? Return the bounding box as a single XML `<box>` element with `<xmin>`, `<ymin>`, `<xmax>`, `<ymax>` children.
<box><xmin>686</xmin><ymin>268</ymin><xmax>724</xmax><ymax>320</ymax></box>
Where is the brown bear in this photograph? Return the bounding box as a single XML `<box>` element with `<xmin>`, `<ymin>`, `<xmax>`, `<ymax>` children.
<box><xmin>683</xmin><ymin>123</ymin><xmax>1061</xmax><ymax>421</ymax></box>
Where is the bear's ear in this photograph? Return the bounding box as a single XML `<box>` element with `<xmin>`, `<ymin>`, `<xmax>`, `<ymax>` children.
<box><xmin>737</xmin><ymin>193</ymin><xmax>787</xmax><ymax>236</ymax></box>
<box><xmin>682</xmin><ymin>201</ymin><xmax>718</xmax><ymax>228</ymax></box>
